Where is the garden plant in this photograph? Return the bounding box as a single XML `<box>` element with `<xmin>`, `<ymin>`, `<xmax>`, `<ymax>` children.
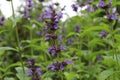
<box><xmin>0</xmin><ymin>0</ymin><xmax>120</xmax><ymax>80</ymax></box>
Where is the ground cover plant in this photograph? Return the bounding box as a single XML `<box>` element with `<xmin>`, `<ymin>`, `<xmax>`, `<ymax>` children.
<box><xmin>0</xmin><ymin>0</ymin><xmax>120</xmax><ymax>80</ymax></box>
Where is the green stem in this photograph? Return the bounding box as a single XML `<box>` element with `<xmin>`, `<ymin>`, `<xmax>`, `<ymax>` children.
<box><xmin>30</xmin><ymin>28</ymin><xmax>34</xmax><ymax>57</ymax></box>
<box><xmin>10</xmin><ymin>0</ymin><xmax>25</xmax><ymax>74</ymax></box>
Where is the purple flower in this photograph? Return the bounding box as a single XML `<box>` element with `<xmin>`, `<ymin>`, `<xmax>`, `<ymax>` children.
<box><xmin>58</xmin><ymin>36</ymin><xmax>62</xmax><ymax>42</ymax></box>
<box><xmin>48</xmin><ymin>64</ymin><xmax>56</xmax><ymax>70</ymax></box>
<box><xmin>0</xmin><ymin>16</ymin><xmax>5</xmax><ymax>26</ymax></box>
<box><xmin>64</xmin><ymin>60</ymin><xmax>72</xmax><ymax>64</ymax></box>
<box><xmin>36</xmin><ymin>67</ymin><xmax>42</xmax><ymax>76</ymax></box>
<box><xmin>71</xmin><ymin>4</ymin><xmax>78</xmax><ymax>12</ymax></box>
<box><xmin>53</xmin><ymin>24</ymin><xmax>58</xmax><ymax>30</ymax></box>
<box><xmin>107</xmin><ymin>13</ymin><xmax>118</xmax><ymax>21</ymax></box>
<box><xmin>28</xmin><ymin>58</ymin><xmax>35</xmax><ymax>66</ymax></box>
<box><xmin>85</xmin><ymin>6</ymin><xmax>94</xmax><ymax>12</ymax></box>
<box><xmin>74</xmin><ymin>25</ymin><xmax>80</xmax><ymax>33</ymax></box>
<box><xmin>23</xmin><ymin>9</ymin><xmax>30</xmax><ymax>19</ymax></box>
<box><xmin>67</xmin><ymin>39</ymin><xmax>74</xmax><ymax>45</ymax></box>
<box><xmin>100</xmin><ymin>30</ymin><xmax>107</xmax><ymax>39</ymax></box>
<box><xmin>59</xmin><ymin>64</ymin><xmax>64</xmax><ymax>70</ymax></box>
<box><xmin>51</xmin><ymin>49</ymin><xmax>56</xmax><ymax>56</ymax></box>
<box><xmin>27</xmin><ymin>68</ymin><xmax>33</xmax><ymax>76</ymax></box>
<box><xmin>60</xmin><ymin>46</ymin><xmax>66</xmax><ymax>51</ymax></box>
<box><xmin>27</xmin><ymin>58</ymin><xmax>42</xmax><ymax>80</ymax></box>
<box><xmin>57</xmin><ymin>13</ymin><xmax>63</xmax><ymax>19</ymax></box>
<box><xmin>99</xmin><ymin>0</ymin><xmax>105</xmax><ymax>8</ymax></box>
<box><xmin>48</xmin><ymin>60</ymin><xmax>72</xmax><ymax>71</ymax></box>
<box><xmin>48</xmin><ymin>46</ymin><xmax>57</xmax><ymax>56</ymax></box>
<box><xmin>44</xmin><ymin>10</ymin><xmax>52</xmax><ymax>19</ymax></box>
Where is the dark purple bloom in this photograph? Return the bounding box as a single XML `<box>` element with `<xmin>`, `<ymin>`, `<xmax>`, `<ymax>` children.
<box><xmin>67</xmin><ymin>39</ymin><xmax>74</xmax><ymax>45</ymax></box>
<box><xmin>0</xmin><ymin>16</ymin><xmax>5</xmax><ymax>26</ymax></box>
<box><xmin>107</xmin><ymin>13</ymin><xmax>118</xmax><ymax>21</ymax></box>
<box><xmin>71</xmin><ymin>4</ymin><xmax>78</xmax><ymax>12</ymax></box>
<box><xmin>74</xmin><ymin>25</ymin><xmax>80</xmax><ymax>33</ymax></box>
<box><xmin>28</xmin><ymin>58</ymin><xmax>35</xmax><ymax>66</ymax></box>
<box><xmin>26</xmin><ymin>0</ymin><xmax>33</xmax><ymax>11</ymax></box>
<box><xmin>27</xmin><ymin>58</ymin><xmax>42</xmax><ymax>80</ymax></box>
<box><xmin>99</xmin><ymin>0</ymin><xmax>112</xmax><ymax>9</ymax></box>
<box><xmin>45</xmin><ymin>34</ymin><xmax>57</xmax><ymax>41</ymax></box>
<box><xmin>100</xmin><ymin>30</ymin><xmax>107</xmax><ymax>39</ymax></box>
<box><xmin>23</xmin><ymin>9</ymin><xmax>30</xmax><ymax>19</ymax></box>
<box><xmin>48</xmin><ymin>60</ymin><xmax>72</xmax><ymax>71</ymax></box>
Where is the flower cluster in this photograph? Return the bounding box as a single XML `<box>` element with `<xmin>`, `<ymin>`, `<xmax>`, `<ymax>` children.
<box><xmin>48</xmin><ymin>60</ymin><xmax>72</xmax><ymax>71</ymax></box>
<box><xmin>99</xmin><ymin>0</ymin><xmax>112</xmax><ymax>9</ymax></box>
<box><xmin>48</xmin><ymin>45</ymin><xmax>66</xmax><ymax>56</ymax></box>
<box><xmin>43</xmin><ymin>3</ymin><xmax>66</xmax><ymax>56</ymax></box>
<box><xmin>27</xmin><ymin>58</ymin><xmax>42</xmax><ymax>80</ymax></box>
<box><xmin>0</xmin><ymin>16</ymin><xmax>5</xmax><ymax>26</ymax></box>
<box><xmin>23</xmin><ymin>0</ymin><xmax>33</xmax><ymax>19</ymax></box>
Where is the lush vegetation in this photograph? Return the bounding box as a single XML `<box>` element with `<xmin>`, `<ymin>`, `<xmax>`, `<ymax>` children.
<box><xmin>0</xmin><ymin>0</ymin><xmax>120</xmax><ymax>80</ymax></box>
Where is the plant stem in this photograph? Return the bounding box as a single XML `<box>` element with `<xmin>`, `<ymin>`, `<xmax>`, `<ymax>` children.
<box><xmin>30</xmin><ymin>28</ymin><xmax>34</xmax><ymax>57</ymax></box>
<box><xmin>10</xmin><ymin>0</ymin><xmax>25</xmax><ymax>74</ymax></box>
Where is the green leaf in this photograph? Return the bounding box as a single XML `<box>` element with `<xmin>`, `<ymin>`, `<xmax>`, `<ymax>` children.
<box><xmin>0</xmin><ymin>47</ymin><xmax>18</xmax><ymax>52</ymax></box>
<box><xmin>4</xmin><ymin>77</ymin><xmax>14</xmax><ymax>80</ymax></box>
<box><xmin>15</xmin><ymin>67</ymin><xmax>30</xmax><ymax>80</ymax></box>
<box><xmin>98</xmin><ymin>69</ymin><xmax>114</xmax><ymax>80</ymax></box>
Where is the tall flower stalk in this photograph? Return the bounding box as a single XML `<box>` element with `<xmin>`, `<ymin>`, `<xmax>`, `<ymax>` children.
<box><xmin>10</xmin><ymin>0</ymin><xmax>25</xmax><ymax>75</ymax></box>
